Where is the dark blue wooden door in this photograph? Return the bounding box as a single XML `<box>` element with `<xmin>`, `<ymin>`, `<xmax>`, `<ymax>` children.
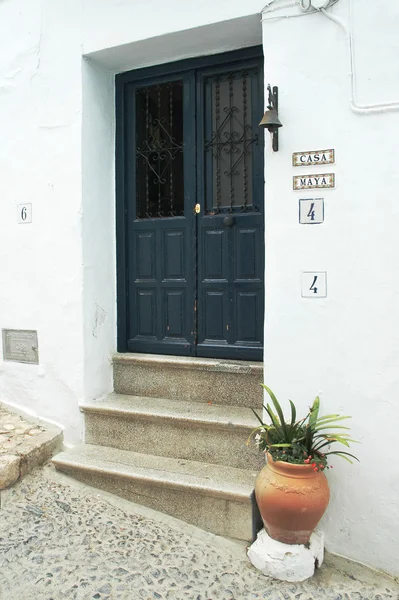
<box><xmin>116</xmin><ymin>48</ymin><xmax>264</xmax><ymax>360</ymax></box>
<box><xmin>196</xmin><ymin>61</ymin><xmax>264</xmax><ymax>360</ymax></box>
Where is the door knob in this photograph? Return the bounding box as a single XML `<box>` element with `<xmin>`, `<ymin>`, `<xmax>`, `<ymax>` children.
<box><xmin>223</xmin><ymin>215</ymin><xmax>235</xmax><ymax>227</ymax></box>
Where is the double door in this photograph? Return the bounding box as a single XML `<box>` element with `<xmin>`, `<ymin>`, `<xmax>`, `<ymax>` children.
<box><xmin>116</xmin><ymin>48</ymin><xmax>264</xmax><ymax>360</ymax></box>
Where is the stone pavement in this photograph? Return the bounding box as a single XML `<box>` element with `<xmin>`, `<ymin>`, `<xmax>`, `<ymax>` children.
<box><xmin>0</xmin><ymin>464</ymin><xmax>398</xmax><ymax>600</ymax></box>
<box><xmin>0</xmin><ymin>404</ymin><xmax>62</xmax><ymax>489</ymax></box>
<box><xmin>0</xmin><ymin>406</ymin><xmax>44</xmax><ymax>451</ymax></box>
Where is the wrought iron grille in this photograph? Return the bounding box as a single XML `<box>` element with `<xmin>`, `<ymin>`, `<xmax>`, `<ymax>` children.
<box><xmin>135</xmin><ymin>81</ymin><xmax>184</xmax><ymax>219</ymax></box>
<box><xmin>204</xmin><ymin>69</ymin><xmax>259</xmax><ymax>214</ymax></box>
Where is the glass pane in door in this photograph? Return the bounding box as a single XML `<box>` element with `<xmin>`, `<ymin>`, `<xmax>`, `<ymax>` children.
<box><xmin>204</xmin><ymin>69</ymin><xmax>259</xmax><ymax>214</ymax></box>
<box><xmin>135</xmin><ymin>81</ymin><xmax>184</xmax><ymax>219</ymax></box>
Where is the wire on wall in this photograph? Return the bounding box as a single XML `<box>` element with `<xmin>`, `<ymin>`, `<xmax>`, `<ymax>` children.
<box><xmin>260</xmin><ymin>1</ymin><xmax>299</xmax><ymax>14</ymax></box>
<box><xmin>320</xmin><ymin>1</ymin><xmax>399</xmax><ymax>114</ymax></box>
<box><xmin>261</xmin><ymin>0</ymin><xmax>399</xmax><ymax>115</ymax></box>
<box><xmin>298</xmin><ymin>0</ymin><xmax>312</xmax><ymax>11</ymax></box>
<box><xmin>261</xmin><ymin>0</ymin><xmax>339</xmax><ymax>14</ymax></box>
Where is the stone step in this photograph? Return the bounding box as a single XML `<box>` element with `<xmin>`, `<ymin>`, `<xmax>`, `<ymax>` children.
<box><xmin>53</xmin><ymin>444</ymin><xmax>257</xmax><ymax>541</ymax></box>
<box><xmin>0</xmin><ymin>405</ymin><xmax>63</xmax><ymax>490</ymax></box>
<box><xmin>83</xmin><ymin>393</ymin><xmax>264</xmax><ymax>470</ymax></box>
<box><xmin>113</xmin><ymin>353</ymin><xmax>263</xmax><ymax>408</ymax></box>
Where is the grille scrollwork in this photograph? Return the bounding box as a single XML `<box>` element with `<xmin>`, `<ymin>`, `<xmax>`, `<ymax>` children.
<box><xmin>135</xmin><ymin>82</ymin><xmax>184</xmax><ymax>219</ymax></box>
<box><xmin>204</xmin><ymin>70</ymin><xmax>259</xmax><ymax>214</ymax></box>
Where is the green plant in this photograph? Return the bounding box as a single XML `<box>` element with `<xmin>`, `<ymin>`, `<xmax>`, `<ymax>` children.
<box><xmin>248</xmin><ymin>385</ymin><xmax>359</xmax><ymax>472</ymax></box>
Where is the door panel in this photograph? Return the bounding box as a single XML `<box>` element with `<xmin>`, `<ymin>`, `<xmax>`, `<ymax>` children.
<box><xmin>203</xmin><ymin>290</ymin><xmax>229</xmax><ymax>341</ymax></box>
<box><xmin>236</xmin><ymin>290</ymin><xmax>262</xmax><ymax>341</ymax></box>
<box><xmin>203</xmin><ymin>229</ymin><xmax>227</xmax><ymax>279</ymax></box>
<box><xmin>117</xmin><ymin>48</ymin><xmax>264</xmax><ymax>360</ymax></box>
<box><xmin>136</xmin><ymin>289</ymin><xmax>156</xmax><ymax>337</ymax></box>
<box><xmin>135</xmin><ymin>230</ymin><xmax>156</xmax><ymax>279</ymax></box>
<box><xmin>196</xmin><ymin>60</ymin><xmax>264</xmax><ymax>360</ymax></box>
<box><xmin>163</xmin><ymin>289</ymin><xmax>186</xmax><ymax>338</ymax></box>
<box><xmin>126</xmin><ymin>72</ymin><xmax>196</xmax><ymax>356</ymax></box>
<box><xmin>128</xmin><ymin>218</ymin><xmax>195</xmax><ymax>355</ymax></box>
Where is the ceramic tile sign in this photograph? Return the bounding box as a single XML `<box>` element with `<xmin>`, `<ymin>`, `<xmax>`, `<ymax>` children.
<box><xmin>301</xmin><ymin>272</ymin><xmax>327</xmax><ymax>298</ymax></box>
<box><xmin>293</xmin><ymin>173</ymin><xmax>335</xmax><ymax>191</ymax></box>
<box><xmin>299</xmin><ymin>198</ymin><xmax>324</xmax><ymax>224</ymax></box>
<box><xmin>293</xmin><ymin>149</ymin><xmax>335</xmax><ymax>167</ymax></box>
<box><xmin>18</xmin><ymin>203</ymin><xmax>32</xmax><ymax>224</ymax></box>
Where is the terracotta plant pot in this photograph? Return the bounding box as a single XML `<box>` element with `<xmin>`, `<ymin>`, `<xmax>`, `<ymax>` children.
<box><xmin>255</xmin><ymin>453</ymin><xmax>330</xmax><ymax>545</ymax></box>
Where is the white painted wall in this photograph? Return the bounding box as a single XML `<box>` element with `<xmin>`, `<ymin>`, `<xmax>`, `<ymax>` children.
<box><xmin>0</xmin><ymin>0</ymin><xmax>84</xmax><ymax>442</ymax></box>
<box><xmin>262</xmin><ymin>0</ymin><xmax>399</xmax><ymax>577</ymax></box>
<box><xmin>82</xmin><ymin>0</ymin><xmax>265</xmax><ymax>57</ymax></box>
<box><xmin>82</xmin><ymin>59</ymin><xmax>115</xmax><ymax>402</ymax></box>
<box><xmin>1</xmin><ymin>0</ymin><xmax>398</xmax><ymax>577</ymax></box>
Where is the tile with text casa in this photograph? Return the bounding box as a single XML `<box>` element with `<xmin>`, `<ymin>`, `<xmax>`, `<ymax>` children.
<box><xmin>293</xmin><ymin>149</ymin><xmax>335</xmax><ymax>167</ymax></box>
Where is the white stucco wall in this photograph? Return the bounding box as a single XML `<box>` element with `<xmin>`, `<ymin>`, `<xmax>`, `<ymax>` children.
<box><xmin>0</xmin><ymin>0</ymin><xmax>84</xmax><ymax>441</ymax></box>
<box><xmin>82</xmin><ymin>59</ymin><xmax>115</xmax><ymax>402</ymax></box>
<box><xmin>262</xmin><ymin>0</ymin><xmax>399</xmax><ymax>577</ymax></box>
<box><xmin>1</xmin><ymin>0</ymin><xmax>398</xmax><ymax>577</ymax></box>
<box><xmin>82</xmin><ymin>0</ymin><xmax>265</xmax><ymax>57</ymax></box>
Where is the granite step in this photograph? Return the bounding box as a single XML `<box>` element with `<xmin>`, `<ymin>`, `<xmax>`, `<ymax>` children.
<box><xmin>82</xmin><ymin>393</ymin><xmax>264</xmax><ymax>470</ymax></box>
<box><xmin>113</xmin><ymin>353</ymin><xmax>263</xmax><ymax>408</ymax></box>
<box><xmin>53</xmin><ymin>444</ymin><xmax>257</xmax><ymax>541</ymax></box>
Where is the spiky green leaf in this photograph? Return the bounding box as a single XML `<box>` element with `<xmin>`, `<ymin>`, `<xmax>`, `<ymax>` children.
<box><xmin>314</xmin><ymin>425</ymin><xmax>351</xmax><ymax>432</ymax></box>
<box><xmin>263</xmin><ymin>386</ymin><xmax>289</xmax><ymax>439</ymax></box>
<box><xmin>324</xmin><ymin>451</ymin><xmax>359</xmax><ymax>463</ymax></box>
<box><xmin>269</xmin><ymin>443</ymin><xmax>292</xmax><ymax>448</ymax></box>
<box><xmin>251</xmin><ymin>407</ymin><xmax>265</xmax><ymax>427</ymax></box>
<box><xmin>315</xmin><ymin>415</ymin><xmax>351</xmax><ymax>424</ymax></box>
<box><xmin>309</xmin><ymin>396</ymin><xmax>320</xmax><ymax>427</ymax></box>
<box><xmin>265</xmin><ymin>404</ymin><xmax>281</xmax><ymax>430</ymax></box>
<box><xmin>289</xmin><ymin>400</ymin><xmax>296</xmax><ymax>426</ymax></box>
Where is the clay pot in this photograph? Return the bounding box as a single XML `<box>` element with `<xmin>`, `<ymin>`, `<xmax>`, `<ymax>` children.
<box><xmin>255</xmin><ymin>453</ymin><xmax>330</xmax><ymax>545</ymax></box>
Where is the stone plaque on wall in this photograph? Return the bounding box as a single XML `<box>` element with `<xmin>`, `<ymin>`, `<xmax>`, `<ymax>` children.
<box><xmin>2</xmin><ymin>329</ymin><xmax>39</xmax><ymax>364</ymax></box>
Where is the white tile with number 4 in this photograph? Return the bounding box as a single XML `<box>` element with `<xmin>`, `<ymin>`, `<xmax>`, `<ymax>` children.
<box><xmin>299</xmin><ymin>198</ymin><xmax>324</xmax><ymax>224</ymax></box>
<box><xmin>301</xmin><ymin>271</ymin><xmax>327</xmax><ymax>298</ymax></box>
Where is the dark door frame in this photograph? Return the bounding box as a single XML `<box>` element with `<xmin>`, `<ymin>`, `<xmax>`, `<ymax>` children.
<box><xmin>115</xmin><ymin>46</ymin><xmax>264</xmax><ymax>354</ymax></box>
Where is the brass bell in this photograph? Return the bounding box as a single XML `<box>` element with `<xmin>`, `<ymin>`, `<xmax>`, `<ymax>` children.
<box><xmin>259</xmin><ymin>109</ymin><xmax>283</xmax><ymax>131</ymax></box>
<box><xmin>259</xmin><ymin>84</ymin><xmax>282</xmax><ymax>151</ymax></box>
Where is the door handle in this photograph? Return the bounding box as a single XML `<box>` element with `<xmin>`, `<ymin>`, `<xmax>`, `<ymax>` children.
<box><xmin>223</xmin><ymin>215</ymin><xmax>235</xmax><ymax>227</ymax></box>
<box><xmin>194</xmin><ymin>203</ymin><xmax>201</xmax><ymax>214</ymax></box>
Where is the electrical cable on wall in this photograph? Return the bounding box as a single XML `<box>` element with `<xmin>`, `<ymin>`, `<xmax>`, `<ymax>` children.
<box><xmin>261</xmin><ymin>0</ymin><xmax>339</xmax><ymax>13</ymax></box>
<box><xmin>320</xmin><ymin>1</ymin><xmax>399</xmax><ymax>114</ymax></box>
<box><xmin>298</xmin><ymin>0</ymin><xmax>312</xmax><ymax>11</ymax></box>
<box><xmin>261</xmin><ymin>0</ymin><xmax>399</xmax><ymax>114</ymax></box>
<box><xmin>260</xmin><ymin>1</ymin><xmax>300</xmax><ymax>14</ymax></box>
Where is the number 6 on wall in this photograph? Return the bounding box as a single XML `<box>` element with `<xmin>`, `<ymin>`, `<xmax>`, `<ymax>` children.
<box><xmin>17</xmin><ymin>204</ymin><xmax>32</xmax><ymax>224</ymax></box>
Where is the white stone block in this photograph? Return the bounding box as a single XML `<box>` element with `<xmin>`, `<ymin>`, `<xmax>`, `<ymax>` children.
<box><xmin>247</xmin><ymin>528</ymin><xmax>324</xmax><ymax>582</ymax></box>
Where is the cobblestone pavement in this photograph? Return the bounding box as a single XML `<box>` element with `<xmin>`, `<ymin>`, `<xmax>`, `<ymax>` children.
<box><xmin>0</xmin><ymin>405</ymin><xmax>45</xmax><ymax>454</ymax></box>
<box><xmin>0</xmin><ymin>464</ymin><xmax>398</xmax><ymax>600</ymax></box>
<box><xmin>0</xmin><ymin>404</ymin><xmax>62</xmax><ymax>490</ymax></box>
